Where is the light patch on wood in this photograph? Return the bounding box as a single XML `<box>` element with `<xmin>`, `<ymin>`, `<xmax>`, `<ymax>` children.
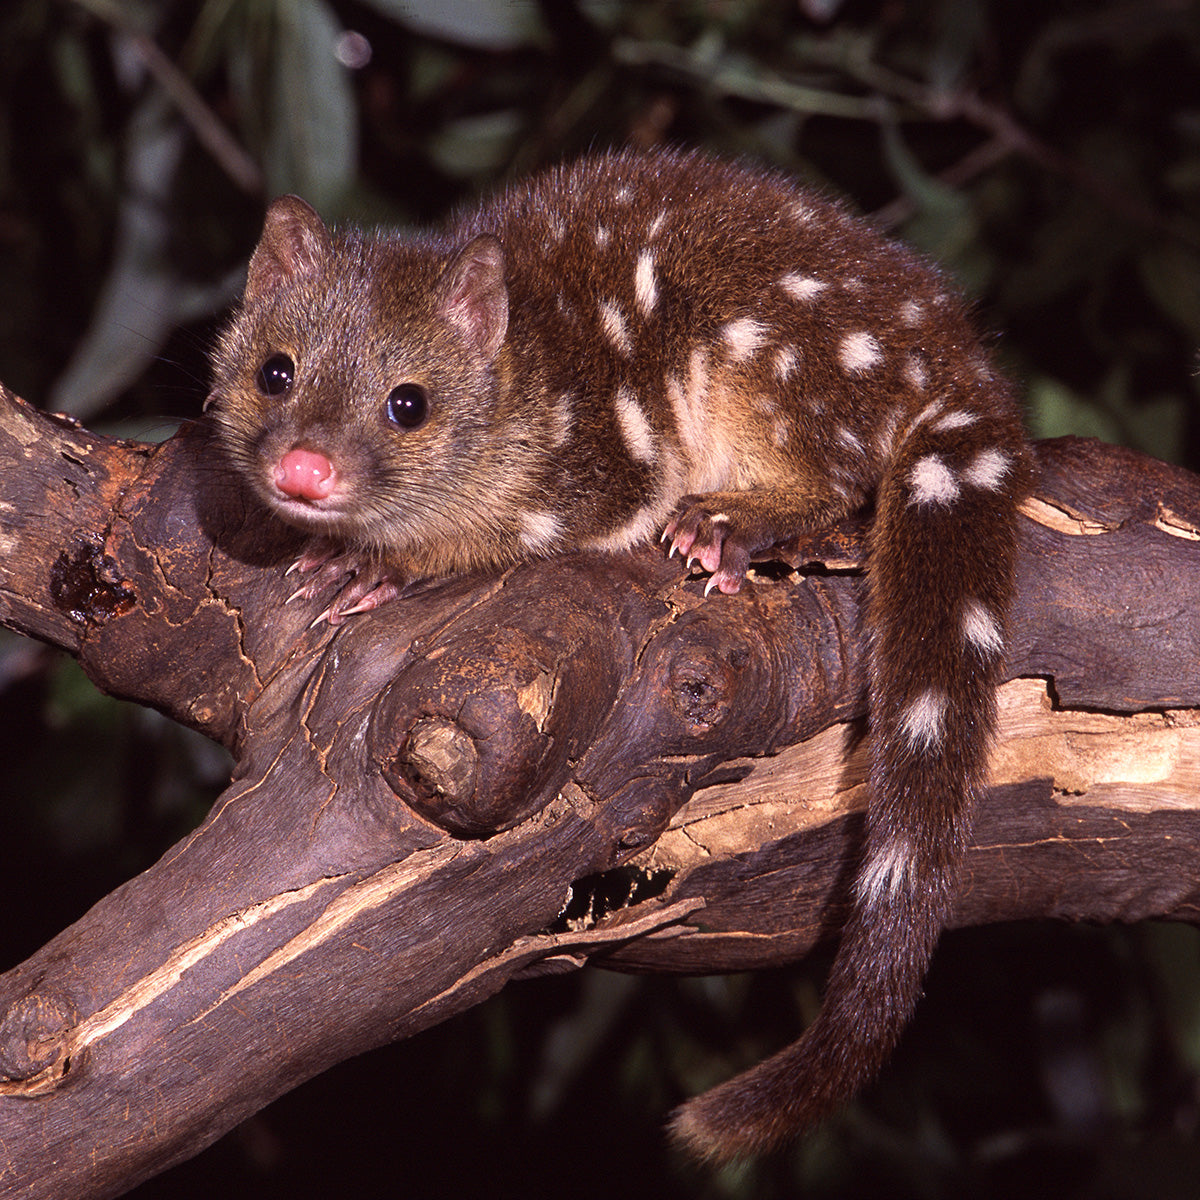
<box><xmin>636</xmin><ymin>677</ymin><xmax>1200</xmax><ymax>877</ymax></box>
<box><xmin>198</xmin><ymin>844</ymin><xmax>466</xmax><ymax>1021</ymax></box>
<box><xmin>1155</xmin><ymin>506</ymin><xmax>1200</xmax><ymax>541</ymax></box>
<box><xmin>11</xmin><ymin>864</ymin><xmax>388</xmax><ymax>1092</ymax></box>
<box><xmin>1019</xmin><ymin>495</ymin><xmax>1113</xmax><ymax>535</ymax></box>
<box><xmin>638</xmin><ymin>723</ymin><xmax>870</xmax><ymax>871</ymax></box>
<box><xmin>990</xmin><ymin>679</ymin><xmax>1200</xmax><ymax>812</ymax></box>
<box><xmin>517</xmin><ymin>669</ymin><xmax>557</xmax><ymax>732</ymax></box>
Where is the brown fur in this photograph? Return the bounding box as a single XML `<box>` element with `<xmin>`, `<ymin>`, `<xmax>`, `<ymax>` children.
<box><xmin>207</xmin><ymin>148</ymin><xmax>1033</xmax><ymax>1161</ymax></box>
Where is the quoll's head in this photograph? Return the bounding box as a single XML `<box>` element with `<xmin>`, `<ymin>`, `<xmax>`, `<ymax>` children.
<box><xmin>206</xmin><ymin>195</ymin><xmax>512</xmax><ymax>550</ymax></box>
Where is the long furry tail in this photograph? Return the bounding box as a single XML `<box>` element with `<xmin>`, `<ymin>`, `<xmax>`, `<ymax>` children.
<box><xmin>669</xmin><ymin>407</ymin><xmax>1031</xmax><ymax>1164</ymax></box>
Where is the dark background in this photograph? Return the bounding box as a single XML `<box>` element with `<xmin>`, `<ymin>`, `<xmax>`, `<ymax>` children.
<box><xmin>1</xmin><ymin>1</ymin><xmax>1198</xmax><ymax>1196</ymax></box>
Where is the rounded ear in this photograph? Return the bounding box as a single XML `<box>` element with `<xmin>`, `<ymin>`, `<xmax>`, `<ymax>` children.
<box><xmin>436</xmin><ymin>234</ymin><xmax>509</xmax><ymax>361</ymax></box>
<box><xmin>244</xmin><ymin>195</ymin><xmax>333</xmax><ymax>307</ymax></box>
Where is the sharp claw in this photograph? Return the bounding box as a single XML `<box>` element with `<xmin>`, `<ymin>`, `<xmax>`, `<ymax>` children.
<box><xmin>309</xmin><ymin>604</ymin><xmax>345</xmax><ymax>629</ymax></box>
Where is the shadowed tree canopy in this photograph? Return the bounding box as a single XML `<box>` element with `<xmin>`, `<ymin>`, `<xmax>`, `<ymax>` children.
<box><xmin>0</xmin><ymin>382</ymin><xmax>1197</xmax><ymax>1197</ymax></box>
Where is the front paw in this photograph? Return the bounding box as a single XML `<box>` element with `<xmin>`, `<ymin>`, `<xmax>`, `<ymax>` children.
<box><xmin>286</xmin><ymin>542</ymin><xmax>406</xmax><ymax>625</ymax></box>
<box><xmin>662</xmin><ymin>497</ymin><xmax>751</xmax><ymax>595</ymax></box>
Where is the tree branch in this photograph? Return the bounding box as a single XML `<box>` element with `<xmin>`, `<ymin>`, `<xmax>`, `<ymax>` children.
<box><xmin>0</xmin><ymin>384</ymin><xmax>1197</xmax><ymax>1197</ymax></box>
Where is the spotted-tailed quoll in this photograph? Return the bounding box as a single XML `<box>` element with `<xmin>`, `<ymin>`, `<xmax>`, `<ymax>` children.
<box><xmin>206</xmin><ymin>147</ymin><xmax>1033</xmax><ymax>1162</ymax></box>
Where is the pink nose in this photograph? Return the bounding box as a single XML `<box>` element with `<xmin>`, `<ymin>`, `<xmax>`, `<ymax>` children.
<box><xmin>274</xmin><ymin>448</ymin><xmax>336</xmax><ymax>500</ymax></box>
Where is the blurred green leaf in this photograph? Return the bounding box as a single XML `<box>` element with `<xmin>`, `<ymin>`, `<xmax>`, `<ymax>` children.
<box><xmin>361</xmin><ymin>0</ymin><xmax>546</xmax><ymax>50</ymax></box>
<box><xmin>48</xmin><ymin>96</ymin><xmax>186</xmax><ymax>417</ymax></box>
<box><xmin>1139</xmin><ymin>245</ymin><xmax>1200</xmax><ymax>342</ymax></box>
<box><xmin>428</xmin><ymin>109</ymin><xmax>522</xmax><ymax>178</ymax></box>
<box><xmin>261</xmin><ymin>0</ymin><xmax>357</xmax><ymax>208</ymax></box>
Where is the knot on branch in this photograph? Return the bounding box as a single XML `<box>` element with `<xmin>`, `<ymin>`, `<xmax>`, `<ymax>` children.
<box><xmin>0</xmin><ymin>991</ymin><xmax>77</xmax><ymax>1093</ymax></box>
<box><xmin>371</xmin><ymin>624</ymin><xmax>602</xmax><ymax>837</ymax></box>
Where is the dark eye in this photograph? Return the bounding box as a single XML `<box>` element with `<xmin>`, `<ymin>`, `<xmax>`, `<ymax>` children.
<box><xmin>256</xmin><ymin>353</ymin><xmax>295</xmax><ymax>396</ymax></box>
<box><xmin>386</xmin><ymin>383</ymin><xmax>428</xmax><ymax>430</ymax></box>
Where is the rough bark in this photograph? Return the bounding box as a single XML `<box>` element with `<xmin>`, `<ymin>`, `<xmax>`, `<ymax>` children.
<box><xmin>0</xmin><ymin>383</ymin><xmax>1197</xmax><ymax>1197</ymax></box>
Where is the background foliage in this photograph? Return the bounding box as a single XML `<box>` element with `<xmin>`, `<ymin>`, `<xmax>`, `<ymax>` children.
<box><xmin>0</xmin><ymin>0</ymin><xmax>1198</xmax><ymax>1196</ymax></box>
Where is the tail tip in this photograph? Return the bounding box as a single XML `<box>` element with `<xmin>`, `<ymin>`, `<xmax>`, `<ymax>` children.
<box><xmin>666</xmin><ymin>1091</ymin><xmax>782</xmax><ymax>1167</ymax></box>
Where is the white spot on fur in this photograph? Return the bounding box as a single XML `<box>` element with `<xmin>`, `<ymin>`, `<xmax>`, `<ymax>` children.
<box><xmin>902</xmin><ymin>355</ymin><xmax>928</xmax><ymax>390</ymax></box>
<box><xmin>774</xmin><ymin>346</ymin><xmax>799</xmax><ymax>380</ymax></box>
<box><xmin>614</xmin><ymin>386</ymin><xmax>656</xmax><ymax>463</ymax></box>
<box><xmin>518</xmin><ymin>510</ymin><xmax>564</xmax><ymax>554</ymax></box>
<box><xmin>614</xmin><ymin>186</ymin><xmax>633</xmax><ymax>204</ymax></box>
<box><xmin>634</xmin><ymin>250</ymin><xmax>658</xmax><ymax>316</ymax></box>
<box><xmin>721</xmin><ymin>317</ymin><xmax>768</xmax><ymax>363</ymax></box>
<box><xmin>876</xmin><ymin>406</ymin><xmax>902</xmax><ymax>459</ymax></box>
<box><xmin>906</xmin><ymin>396</ymin><xmax>945</xmax><ymax>436</ymax></box>
<box><xmin>839</xmin><ymin>331</ymin><xmax>882</xmax><ymax>373</ymax></box>
<box><xmin>598</xmin><ymin>300</ymin><xmax>633</xmax><ymax>357</ymax></box>
<box><xmin>900</xmin><ymin>689</ymin><xmax>947</xmax><ymax>751</ymax></box>
<box><xmin>586</xmin><ymin>503</ymin><xmax>663</xmax><ymax>553</ymax></box>
<box><xmin>962</xmin><ymin>599</ymin><xmax>1004</xmax><ymax>656</ymax></box>
<box><xmin>666</xmin><ymin>348</ymin><xmax>738</xmax><ymax>492</ymax></box>
<box><xmin>648</xmin><ymin>209</ymin><xmax>668</xmax><ymax>239</ymax></box>
<box><xmin>772</xmin><ymin>418</ymin><xmax>789</xmax><ymax>447</ymax></box>
<box><xmin>779</xmin><ymin>272</ymin><xmax>827</xmax><ymax>302</ymax></box>
<box><xmin>546</xmin><ymin>216</ymin><xmax>565</xmax><ymax>242</ymax></box>
<box><xmin>857</xmin><ymin>837</ymin><xmax>915</xmax><ymax>906</ymax></box>
<box><xmin>898</xmin><ymin>299</ymin><xmax>924</xmax><ymax>325</ymax></box>
<box><xmin>908</xmin><ymin>454</ymin><xmax>960</xmax><ymax>506</ymax></box>
<box><xmin>594</xmin><ymin>224</ymin><xmax>610</xmax><ymax>248</ymax></box>
<box><xmin>837</xmin><ymin>426</ymin><xmax>863</xmax><ymax>455</ymax></box>
<box><xmin>842</xmin><ymin>276</ymin><xmax>863</xmax><ymax>291</ymax></box>
<box><xmin>933</xmin><ymin>410</ymin><xmax>978</xmax><ymax>433</ymax></box>
<box><xmin>549</xmin><ymin>392</ymin><xmax>574</xmax><ymax>447</ymax></box>
<box><xmin>788</xmin><ymin>198</ymin><xmax>817</xmax><ymax>223</ymax></box>
<box><xmin>962</xmin><ymin>448</ymin><xmax>1012</xmax><ymax>492</ymax></box>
